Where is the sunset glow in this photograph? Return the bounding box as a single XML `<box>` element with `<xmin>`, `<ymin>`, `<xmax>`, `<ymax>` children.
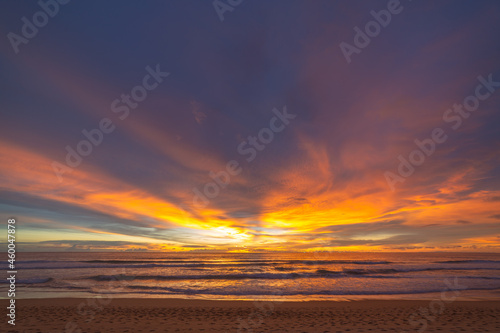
<box><xmin>1</xmin><ymin>0</ymin><xmax>499</xmax><ymax>253</ymax></box>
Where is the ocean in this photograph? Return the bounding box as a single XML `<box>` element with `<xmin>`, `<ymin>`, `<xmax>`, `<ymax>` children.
<box><xmin>2</xmin><ymin>252</ymin><xmax>500</xmax><ymax>300</ymax></box>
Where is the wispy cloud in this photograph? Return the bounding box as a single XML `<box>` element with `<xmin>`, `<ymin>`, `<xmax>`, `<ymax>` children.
<box><xmin>1</xmin><ymin>1</ymin><xmax>499</xmax><ymax>251</ymax></box>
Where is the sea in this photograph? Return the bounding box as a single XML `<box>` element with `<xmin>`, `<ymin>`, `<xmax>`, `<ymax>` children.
<box><xmin>2</xmin><ymin>252</ymin><xmax>500</xmax><ymax>301</ymax></box>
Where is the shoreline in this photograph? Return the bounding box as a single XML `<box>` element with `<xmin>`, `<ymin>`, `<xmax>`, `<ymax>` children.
<box><xmin>2</xmin><ymin>298</ymin><xmax>500</xmax><ymax>332</ymax></box>
<box><xmin>5</xmin><ymin>286</ymin><xmax>500</xmax><ymax>301</ymax></box>
<box><xmin>4</xmin><ymin>297</ymin><xmax>500</xmax><ymax>305</ymax></box>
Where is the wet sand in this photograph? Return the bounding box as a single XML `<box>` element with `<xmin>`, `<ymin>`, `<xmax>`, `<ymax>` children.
<box><xmin>2</xmin><ymin>298</ymin><xmax>500</xmax><ymax>332</ymax></box>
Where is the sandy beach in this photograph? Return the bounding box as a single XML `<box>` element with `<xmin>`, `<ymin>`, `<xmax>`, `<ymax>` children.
<box><xmin>1</xmin><ymin>298</ymin><xmax>499</xmax><ymax>333</ymax></box>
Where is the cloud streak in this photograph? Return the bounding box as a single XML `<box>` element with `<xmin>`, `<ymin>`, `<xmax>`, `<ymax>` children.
<box><xmin>1</xmin><ymin>0</ymin><xmax>499</xmax><ymax>251</ymax></box>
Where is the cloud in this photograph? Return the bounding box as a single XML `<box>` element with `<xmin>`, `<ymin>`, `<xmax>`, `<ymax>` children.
<box><xmin>1</xmin><ymin>1</ymin><xmax>500</xmax><ymax>251</ymax></box>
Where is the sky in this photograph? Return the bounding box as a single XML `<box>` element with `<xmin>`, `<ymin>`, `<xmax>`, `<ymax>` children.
<box><xmin>0</xmin><ymin>0</ymin><xmax>499</xmax><ymax>252</ymax></box>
